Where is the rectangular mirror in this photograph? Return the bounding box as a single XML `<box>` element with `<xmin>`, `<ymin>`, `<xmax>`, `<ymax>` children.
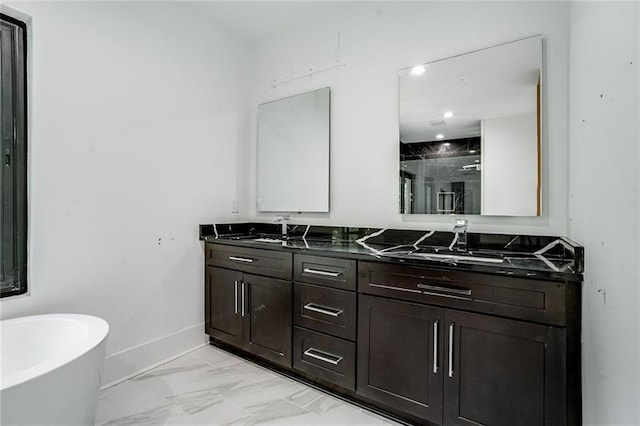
<box><xmin>257</xmin><ymin>87</ymin><xmax>330</xmax><ymax>212</ymax></box>
<box><xmin>399</xmin><ymin>36</ymin><xmax>542</xmax><ymax>216</ymax></box>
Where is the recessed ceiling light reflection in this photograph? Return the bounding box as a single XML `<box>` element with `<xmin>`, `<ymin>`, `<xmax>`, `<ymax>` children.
<box><xmin>436</xmin><ymin>134</ymin><xmax>445</xmax><ymax>139</ymax></box>
<box><xmin>469</xmin><ymin>150</ymin><xmax>476</xmax><ymax>154</ymax></box>
<box><xmin>443</xmin><ymin>111</ymin><xmax>454</xmax><ymax>119</ymax></box>
<box><xmin>410</xmin><ymin>65</ymin><xmax>426</xmax><ymax>75</ymax></box>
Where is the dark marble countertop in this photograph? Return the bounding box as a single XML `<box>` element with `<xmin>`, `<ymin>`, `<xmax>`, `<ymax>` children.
<box><xmin>199</xmin><ymin>223</ymin><xmax>584</xmax><ymax>283</ymax></box>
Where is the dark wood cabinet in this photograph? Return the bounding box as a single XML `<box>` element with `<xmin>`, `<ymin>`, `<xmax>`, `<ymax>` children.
<box><xmin>358</xmin><ymin>261</ymin><xmax>568</xmax><ymax>326</ymax></box>
<box><xmin>204</xmin><ymin>243</ymin><xmax>579</xmax><ymax>426</ymax></box>
<box><xmin>291</xmin><ymin>254</ymin><xmax>359</xmax><ymax>391</ymax></box>
<box><xmin>357</xmin><ymin>292</ymin><xmax>570</xmax><ymax>426</ymax></box>
<box><xmin>293</xmin><ymin>254</ymin><xmax>357</xmax><ymax>290</ymax></box>
<box><xmin>358</xmin><ymin>295</ymin><xmax>444</xmax><ymax>425</ymax></box>
<box><xmin>293</xmin><ymin>282</ymin><xmax>356</xmax><ymax>340</ymax></box>
<box><xmin>243</xmin><ymin>273</ymin><xmax>292</xmax><ymax>368</ymax></box>
<box><xmin>293</xmin><ymin>327</ymin><xmax>356</xmax><ymax>391</ymax></box>
<box><xmin>206</xmin><ymin>244</ymin><xmax>292</xmax><ymax>280</ymax></box>
<box><xmin>205</xmin><ymin>252</ymin><xmax>293</xmax><ymax>368</ymax></box>
<box><xmin>205</xmin><ymin>266</ymin><xmax>243</xmax><ymax>348</ymax></box>
<box><xmin>443</xmin><ymin>310</ymin><xmax>565</xmax><ymax>426</ymax></box>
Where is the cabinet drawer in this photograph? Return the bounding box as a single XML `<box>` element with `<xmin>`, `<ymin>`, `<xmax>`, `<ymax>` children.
<box><xmin>359</xmin><ymin>261</ymin><xmax>568</xmax><ymax>326</ymax></box>
<box><xmin>294</xmin><ymin>283</ymin><xmax>356</xmax><ymax>341</ymax></box>
<box><xmin>294</xmin><ymin>254</ymin><xmax>356</xmax><ymax>290</ymax></box>
<box><xmin>293</xmin><ymin>327</ymin><xmax>356</xmax><ymax>392</ymax></box>
<box><xmin>206</xmin><ymin>244</ymin><xmax>292</xmax><ymax>280</ymax></box>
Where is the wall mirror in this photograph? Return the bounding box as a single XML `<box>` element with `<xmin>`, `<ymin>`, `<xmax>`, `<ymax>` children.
<box><xmin>257</xmin><ymin>87</ymin><xmax>330</xmax><ymax>213</ymax></box>
<box><xmin>399</xmin><ymin>36</ymin><xmax>542</xmax><ymax>216</ymax></box>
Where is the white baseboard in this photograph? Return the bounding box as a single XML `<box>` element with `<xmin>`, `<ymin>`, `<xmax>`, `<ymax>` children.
<box><xmin>101</xmin><ymin>322</ymin><xmax>208</xmax><ymax>389</ymax></box>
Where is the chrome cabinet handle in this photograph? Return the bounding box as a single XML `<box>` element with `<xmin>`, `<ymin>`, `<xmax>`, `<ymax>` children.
<box><xmin>417</xmin><ymin>283</ymin><xmax>472</xmax><ymax>297</ymax></box>
<box><xmin>433</xmin><ymin>320</ymin><xmax>439</xmax><ymax>374</ymax></box>
<box><xmin>241</xmin><ymin>282</ymin><xmax>246</xmax><ymax>317</ymax></box>
<box><xmin>448</xmin><ymin>323</ymin><xmax>455</xmax><ymax>378</ymax></box>
<box><xmin>229</xmin><ymin>256</ymin><xmax>254</xmax><ymax>263</ymax></box>
<box><xmin>303</xmin><ymin>303</ymin><xmax>343</xmax><ymax>317</ymax></box>
<box><xmin>303</xmin><ymin>268</ymin><xmax>342</xmax><ymax>277</ymax></box>
<box><xmin>303</xmin><ymin>348</ymin><xmax>343</xmax><ymax>365</ymax></box>
<box><xmin>234</xmin><ymin>280</ymin><xmax>239</xmax><ymax>314</ymax></box>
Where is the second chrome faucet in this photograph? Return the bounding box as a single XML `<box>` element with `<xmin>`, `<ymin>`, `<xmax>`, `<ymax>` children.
<box><xmin>452</xmin><ymin>219</ymin><xmax>468</xmax><ymax>251</ymax></box>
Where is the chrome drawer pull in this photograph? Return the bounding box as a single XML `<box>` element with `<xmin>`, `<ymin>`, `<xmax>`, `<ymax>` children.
<box><xmin>241</xmin><ymin>282</ymin><xmax>246</xmax><ymax>317</ymax></box>
<box><xmin>448</xmin><ymin>323</ymin><xmax>455</xmax><ymax>378</ymax></box>
<box><xmin>303</xmin><ymin>303</ymin><xmax>343</xmax><ymax>317</ymax></box>
<box><xmin>433</xmin><ymin>320</ymin><xmax>439</xmax><ymax>374</ymax></box>
<box><xmin>303</xmin><ymin>348</ymin><xmax>343</xmax><ymax>365</ymax></box>
<box><xmin>369</xmin><ymin>283</ymin><xmax>421</xmax><ymax>294</ymax></box>
<box><xmin>417</xmin><ymin>283</ymin><xmax>472</xmax><ymax>297</ymax></box>
<box><xmin>229</xmin><ymin>256</ymin><xmax>254</xmax><ymax>263</ymax></box>
<box><xmin>234</xmin><ymin>280</ymin><xmax>239</xmax><ymax>314</ymax></box>
<box><xmin>303</xmin><ymin>268</ymin><xmax>342</xmax><ymax>277</ymax></box>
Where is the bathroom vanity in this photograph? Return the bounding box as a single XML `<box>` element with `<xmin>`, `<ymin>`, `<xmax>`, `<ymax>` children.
<box><xmin>199</xmin><ymin>32</ymin><xmax>578</xmax><ymax>426</ymax></box>
<box><xmin>200</xmin><ymin>223</ymin><xmax>583</xmax><ymax>426</ymax></box>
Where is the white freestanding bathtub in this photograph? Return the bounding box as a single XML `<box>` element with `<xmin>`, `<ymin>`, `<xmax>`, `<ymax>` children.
<box><xmin>0</xmin><ymin>314</ymin><xmax>109</xmax><ymax>425</ymax></box>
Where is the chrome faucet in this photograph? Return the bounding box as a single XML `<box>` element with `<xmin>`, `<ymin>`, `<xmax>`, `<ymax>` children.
<box><xmin>452</xmin><ymin>219</ymin><xmax>468</xmax><ymax>251</ymax></box>
<box><xmin>274</xmin><ymin>215</ymin><xmax>290</xmax><ymax>239</ymax></box>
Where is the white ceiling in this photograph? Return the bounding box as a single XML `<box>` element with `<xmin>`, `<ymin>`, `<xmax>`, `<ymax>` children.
<box><xmin>183</xmin><ymin>2</ymin><xmax>347</xmax><ymax>43</ymax></box>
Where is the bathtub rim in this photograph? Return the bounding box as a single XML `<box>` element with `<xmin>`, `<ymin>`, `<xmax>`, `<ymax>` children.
<box><xmin>0</xmin><ymin>313</ymin><xmax>109</xmax><ymax>391</ymax></box>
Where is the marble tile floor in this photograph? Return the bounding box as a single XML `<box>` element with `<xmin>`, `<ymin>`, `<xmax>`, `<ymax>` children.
<box><xmin>96</xmin><ymin>345</ymin><xmax>402</xmax><ymax>425</ymax></box>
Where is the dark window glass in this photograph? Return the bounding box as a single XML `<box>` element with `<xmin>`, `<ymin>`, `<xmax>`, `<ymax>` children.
<box><xmin>1</xmin><ymin>13</ymin><xmax>27</xmax><ymax>298</ymax></box>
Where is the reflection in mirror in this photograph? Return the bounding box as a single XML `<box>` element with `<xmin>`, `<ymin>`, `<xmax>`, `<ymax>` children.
<box><xmin>399</xmin><ymin>36</ymin><xmax>542</xmax><ymax>216</ymax></box>
<box><xmin>257</xmin><ymin>88</ymin><xmax>330</xmax><ymax>213</ymax></box>
<box><xmin>401</xmin><ymin>138</ymin><xmax>482</xmax><ymax>214</ymax></box>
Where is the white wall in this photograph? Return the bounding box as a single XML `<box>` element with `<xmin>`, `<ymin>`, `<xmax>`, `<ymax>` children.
<box><xmin>248</xmin><ymin>3</ymin><xmax>640</xmax><ymax>423</ymax></box>
<box><xmin>0</xmin><ymin>1</ymin><xmax>252</xmax><ymax>385</ymax></box>
<box><xmin>482</xmin><ymin>113</ymin><xmax>538</xmax><ymax>216</ymax></box>
<box><xmin>568</xmin><ymin>2</ymin><xmax>639</xmax><ymax>425</ymax></box>
<box><xmin>248</xmin><ymin>2</ymin><xmax>570</xmax><ymax>236</ymax></box>
<box><xmin>0</xmin><ymin>3</ymin><xmax>636</xmax><ymax>422</ymax></box>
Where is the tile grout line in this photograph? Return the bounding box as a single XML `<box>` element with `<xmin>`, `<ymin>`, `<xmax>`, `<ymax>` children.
<box><xmin>190</xmin><ymin>347</ymin><xmax>248</xmax><ymax>369</ymax></box>
<box><xmin>286</xmin><ymin>393</ymin><xmax>325</xmax><ymax>413</ymax></box>
<box><xmin>100</xmin><ymin>346</ymin><xmax>400</xmax><ymax>425</ymax></box>
<box><xmin>192</xmin><ymin>348</ymin><xmax>326</xmax><ymax>423</ymax></box>
<box><xmin>239</xmin><ymin>397</ymin><xmax>317</xmax><ymax>425</ymax></box>
<box><xmin>188</xmin><ymin>348</ymin><xmax>310</xmax><ymax>424</ymax></box>
<box><xmin>197</xmin><ymin>347</ymin><xmax>398</xmax><ymax>423</ymax></box>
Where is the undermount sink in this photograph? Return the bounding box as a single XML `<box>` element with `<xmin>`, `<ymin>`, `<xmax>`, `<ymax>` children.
<box><xmin>408</xmin><ymin>252</ymin><xmax>505</xmax><ymax>264</ymax></box>
<box><xmin>252</xmin><ymin>238</ymin><xmax>284</xmax><ymax>243</ymax></box>
<box><xmin>218</xmin><ymin>234</ymin><xmax>258</xmax><ymax>240</ymax></box>
<box><xmin>218</xmin><ymin>233</ymin><xmax>283</xmax><ymax>242</ymax></box>
<box><xmin>378</xmin><ymin>247</ymin><xmax>505</xmax><ymax>264</ymax></box>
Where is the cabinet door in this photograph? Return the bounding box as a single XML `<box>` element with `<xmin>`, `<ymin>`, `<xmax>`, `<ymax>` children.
<box><xmin>242</xmin><ymin>273</ymin><xmax>292</xmax><ymax>368</ymax></box>
<box><xmin>444</xmin><ymin>310</ymin><xmax>566</xmax><ymax>426</ymax></box>
<box><xmin>357</xmin><ymin>295</ymin><xmax>444</xmax><ymax>425</ymax></box>
<box><xmin>205</xmin><ymin>266</ymin><xmax>243</xmax><ymax>348</ymax></box>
